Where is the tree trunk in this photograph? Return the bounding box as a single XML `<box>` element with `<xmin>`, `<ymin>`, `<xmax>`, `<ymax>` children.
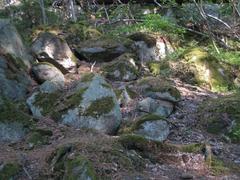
<box><xmin>39</xmin><ymin>0</ymin><xmax>47</xmax><ymax>25</ymax></box>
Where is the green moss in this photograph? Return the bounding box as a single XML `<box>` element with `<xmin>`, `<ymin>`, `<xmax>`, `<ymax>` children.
<box><xmin>28</xmin><ymin>129</ymin><xmax>52</xmax><ymax>146</ymax></box>
<box><xmin>126</xmin><ymin>86</ymin><xmax>138</xmax><ymax>99</ymax></box>
<box><xmin>183</xmin><ymin>48</ymin><xmax>232</xmax><ymax>92</ymax></box>
<box><xmin>101</xmin><ymin>83</ymin><xmax>112</xmax><ymax>89</ymax></box>
<box><xmin>81</xmin><ymin>73</ymin><xmax>95</xmax><ymax>83</ymax></box>
<box><xmin>138</xmin><ymin>77</ymin><xmax>181</xmax><ymax>101</ymax></box>
<box><xmin>64</xmin><ymin>156</ymin><xmax>97</xmax><ymax>180</ymax></box>
<box><xmin>0</xmin><ymin>163</ymin><xmax>21</xmax><ymax>180</ymax></box>
<box><xmin>84</xmin><ymin>96</ymin><xmax>115</xmax><ymax>118</ymax></box>
<box><xmin>132</xmin><ymin>114</ymin><xmax>164</xmax><ymax>131</ymax></box>
<box><xmin>119</xmin><ymin>134</ymin><xmax>176</xmax><ymax>153</ymax></box>
<box><xmin>210</xmin><ymin>157</ymin><xmax>229</xmax><ymax>175</ymax></box>
<box><xmin>0</xmin><ymin>97</ymin><xmax>33</xmax><ymax>127</ymax></box>
<box><xmin>34</xmin><ymin>91</ymin><xmax>61</xmax><ymax>116</ymax></box>
<box><xmin>177</xmin><ymin>143</ymin><xmax>204</xmax><ymax>153</ymax></box>
<box><xmin>34</xmin><ymin>87</ymin><xmax>87</xmax><ymax>120</ymax></box>
<box><xmin>147</xmin><ymin>61</ymin><xmax>171</xmax><ymax>77</ymax></box>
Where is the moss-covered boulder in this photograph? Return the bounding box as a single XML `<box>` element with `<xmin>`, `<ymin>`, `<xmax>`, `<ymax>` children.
<box><xmin>0</xmin><ymin>19</ymin><xmax>33</xmax><ymax>68</ymax></box>
<box><xmin>102</xmin><ymin>53</ymin><xmax>139</xmax><ymax>81</ymax></box>
<box><xmin>198</xmin><ymin>93</ymin><xmax>240</xmax><ymax>143</ymax></box>
<box><xmin>0</xmin><ymin>162</ymin><xmax>21</xmax><ymax>180</ymax></box>
<box><xmin>124</xmin><ymin>114</ymin><xmax>170</xmax><ymax>142</ymax></box>
<box><xmin>137</xmin><ymin>97</ymin><xmax>174</xmax><ymax>117</ymax></box>
<box><xmin>31</xmin><ymin>32</ymin><xmax>78</xmax><ymax>74</ymax></box>
<box><xmin>183</xmin><ymin>48</ymin><xmax>232</xmax><ymax>92</ymax></box>
<box><xmin>0</xmin><ymin>97</ymin><xmax>33</xmax><ymax>142</ymax></box>
<box><xmin>75</xmin><ymin>36</ymin><xmax>133</xmax><ymax>62</ymax></box>
<box><xmin>0</xmin><ymin>53</ymin><xmax>32</xmax><ymax>100</ymax></box>
<box><xmin>27</xmin><ymin>74</ymin><xmax>122</xmax><ymax>134</ymax></box>
<box><xmin>137</xmin><ymin>76</ymin><xmax>181</xmax><ymax>103</ymax></box>
<box><xmin>129</xmin><ymin>32</ymin><xmax>174</xmax><ymax>63</ymax></box>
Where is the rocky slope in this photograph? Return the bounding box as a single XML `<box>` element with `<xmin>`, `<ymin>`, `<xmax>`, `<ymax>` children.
<box><xmin>0</xmin><ymin>17</ymin><xmax>240</xmax><ymax>180</ymax></box>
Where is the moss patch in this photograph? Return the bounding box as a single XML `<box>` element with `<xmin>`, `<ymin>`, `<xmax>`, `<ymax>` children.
<box><xmin>0</xmin><ymin>97</ymin><xmax>33</xmax><ymax>127</ymax></box>
<box><xmin>183</xmin><ymin>48</ymin><xmax>232</xmax><ymax>92</ymax></box>
<box><xmin>80</xmin><ymin>73</ymin><xmax>95</xmax><ymax>83</ymax></box>
<box><xmin>27</xmin><ymin>129</ymin><xmax>52</xmax><ymax>147</ymax></box>
<box><xmin>64</xmin><ymin>156</ymin><xmax>97</xmax><ymax>180</ymax></box>
<box><xmin>147</xmin><ymin>61</ymin><xmax>170</xmax><ymax>76</ymax></box>
<box><xmin>0</xmin><ymin>163</ymin><xmax>21</xmax><ymax>180</ymax></box>
<box><xmin>84</xmin><ymin>96</ymin><xmax>115</xmax><ymax>118</ymax></box>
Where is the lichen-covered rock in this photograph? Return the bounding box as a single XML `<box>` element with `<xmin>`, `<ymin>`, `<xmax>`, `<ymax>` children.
<box><xmin>0</xmin><ymin>54</ymin><xmax>32</xmax><ymax>100</ymax></box>
<box><xmin>102</xmin><ymin>53</ymin><xmax>139</xmax><ymax>81</ymax></box>
<box><xmin>0</xmin><ymin>162</ymin><xmax>21</xmax><ymax>180</ymax></box>
<box><xmin>124</xmin><ymin>114</ymin><xmax>170</xmax><ymax>142</ymax></box>
<box><xmin>31</xmin><ymin>32</ymin><xmax>77</xmax><ymax>73</ymax></box>
<box><xmin>137</xmin><ymin>76</ymin><xmax>181</xmax><ymax>103</ymax></box>
<box><xmin>137</xmin><ymin>97</ymin><xmax>174</xmax><ymax>117</ymax></box>
<box><xmin>0</xmin><ymin>97</ymin><xmax>33</xmax><ymax>142</ymax></box>
<box><xmin>129</xmin><ymin>32</ymin><xmax>174</xmax><ymax>64</ymax></box>
<box><xmin>75</xmin><ymin>36</ymin><xmax>133</xmax><ymax>62</ymax></box>
<box><xmin>27</xmin><ymin>74</ymin><xmax>122</xmax><ymax>134</ymax></box>
<box><xmin>183</xmin><ymin>48</ymin><xmax>232</xmax><ymax>92</ymax></box>
<box><xmin>32</xmin><ymin>62</ymin><xmax>65</xmax><ymax>93</ymax></box>
<box><xmin>198</xmin><ymin>93</ymin><xmax>240</xmax><ymax>143</ymax></box>
<box><xmin>0</xmin><ymin>19</ymin><xmax>33</xmax><ymax>68</ymax></box>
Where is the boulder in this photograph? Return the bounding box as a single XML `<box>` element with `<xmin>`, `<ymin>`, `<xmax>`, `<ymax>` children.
<box><xmin>0</xmin><ymin>54</ymin><xmax>31</xmax><ymax>100</ymax></box>
<box><xmin>75</xmin><ymin>36</ymin><xmax>133</xmax><ymax>62</ymax></box>
<box><xmin>183</xmin><ymin>48</ymin><xmax>232</xmax><ymax>92</ymax></box>
<box><xmin>102</xmin><ymin>53</ymin><xmax>139</xmax><ymax>81</ymax></box>
<box><xmin>198</xmin><ymin>93</ymin><xmax>240</xmax><ymax>143</ymax></box>
<box><xmin>27</xmin><ymin>73</ymin><xmax>122</xmax><ymax>134</ymax></box>
<box><xmin>137</xmin><ymin>97</ymin><xmax>174</xmax><ymax>117</ymax></box>
<box><xmin>31</xmin><ymin>32</ymin><xmax>78</xmax><ymax>73</ymax></box>
<box><xmin>137</xmin><ymin>76</ymin><xmax>181</xmax><ymax>103</ymax></box>
<box><xmin>129</xmin><ymin>32</ymin><xmax>174</xmax><ymax>64</ymax></box>
<box><xmin>125</xmin><ymin>114</ymin><xmax>170</xmax><ymax>142</ymax></box>
<box><xmin>0</xmin><ymin>97</ymin><xmax>33</xmax><ymax>143</ymax></box>
<box><xmin>32</xmin><ymin>62</ymin><xmax>65</xmax><ymax>92</ymax></box>
<box><xmin>0</xmin><ymin>19</ymin><xmax>33</xmax><ymax>68</ymax></box>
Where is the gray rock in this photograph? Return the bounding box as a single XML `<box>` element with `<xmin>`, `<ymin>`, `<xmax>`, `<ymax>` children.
<box><xmin>0</xmin><ymin>122</ymin><xmax>26</xmax><ymax>143</ymax></box>
<box><xmin>75</xmin><ymin>36</ymin><xmax>133</xmax><ymax>62</ymax></box>
<box><xmin>133</xmin><ymin>115</ymin><xmax>170</xmax><ymax>142</ymax></box>
<box><xmin>32</xmin><ymin>62</ymin><xmax>65</xmax><ymax>93</ymax></box>
<box><xmin>138</xmin><ymin>97</ymin><xmax>174</xmax><ymax>117</ymax></box>
<box><xmin>32</xmin><ymin>62</ymin><xmax>65</xmax><ymax>83</ymax></box>
<box><xmin>32</xmin><ymin>32</ymin><xmax>77</xmax><ymax>73</ymax></box>
<box><xmin>27</xmin><ymin>74</ymin><xmax>122</xmax><ymax>134</ymax></box>
<box><xmin>0</xmin><ymin>19</ymin><xmax>33</xmax><ymax>68</ymax></box>
<box><xmin>0</xmin><ymin>97</ymin><xmax>33</xmax><ymax>143</ymax></box>
<box><xmin>137</xmin><ymin>77</ymin><xmax>181</xmax><ymax>103</ymax></box>
<box><xmin>0</xmin><ymin>55</ymin><xmax>31</xmax><ymax>100</ymax></box>
<box><xmin>102</xmin><ymin>53</ymin><xmax>139</xmax><ymax>81</ymax></box>
<box><xmin>129</xmin><ymin>33</ymin><xmax>174</xmax><ymax>64</ymax></box>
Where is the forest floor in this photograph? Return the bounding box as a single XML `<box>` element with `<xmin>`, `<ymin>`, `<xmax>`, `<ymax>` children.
<box><xmin>1</xmin><ymin>63</ymin><xmax>240</xmax><ymax>180</ymax></box>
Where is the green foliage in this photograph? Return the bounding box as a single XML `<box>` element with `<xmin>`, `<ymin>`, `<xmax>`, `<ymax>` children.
<box><xmin>107</xmin><ymin>14</ymin><xmax>185</xmax><ymax>39</ymax></box>
<box><xmin>0</xmin><ymin>163</ymin><xmax>21</xmax><ymax>180</ymax></box>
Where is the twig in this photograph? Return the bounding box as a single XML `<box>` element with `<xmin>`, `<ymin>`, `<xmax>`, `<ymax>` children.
<box><xmin>23</xmin><ymin>167</ymin><xmax>32</xmax><ymax>180</ymax></box>
<box><xmin>90</xmin><ymin>61</ymin><xmax>96</xmax><ymax>72</ymax></box>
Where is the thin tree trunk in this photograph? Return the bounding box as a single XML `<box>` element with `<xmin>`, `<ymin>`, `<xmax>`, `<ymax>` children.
<box><xmin>68</xmin><ymin>0</ymin><xmax>77</xmax><ymax>22</ymax></box>
<box><xmin>39</xmin><ymin>0</ymin><xmax>47</xmax><ymax>25</ymax></box>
